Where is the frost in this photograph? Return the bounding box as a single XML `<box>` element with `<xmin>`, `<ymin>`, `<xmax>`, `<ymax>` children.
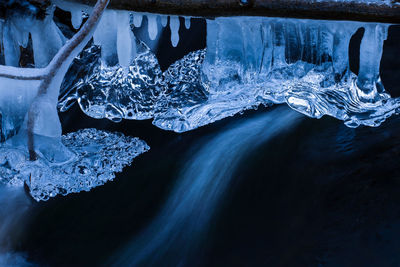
<box><xmin>0</xmin><ymin>128</ymin><xmax>149</xmax><ymax>201</ymax></box>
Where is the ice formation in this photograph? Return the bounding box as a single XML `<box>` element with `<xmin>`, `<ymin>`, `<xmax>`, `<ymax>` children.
<box><xmin>0</xmin><ymin>129</ymin><xmax>149</xmax><ymax>201</ymax></box>
<box><xmin>58</xmin><ymin>13</ymin><xmax>399</xmax><ymax>132</ymax></box>
<box><xmin>1</xmin><ymin>1</ymin><xmax>400</xmax><ymax>197</ymax></box>
<box><xmin>0</xmin><ymin>0</ymin><xmax>151</xmax><ymax>201</ymax></box>
<box><xmin>169</xmin><ymin>16</ymin><xmax>180</xmax><ymax>47</ymax></box>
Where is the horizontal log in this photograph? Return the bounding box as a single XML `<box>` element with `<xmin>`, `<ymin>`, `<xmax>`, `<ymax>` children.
<box><xmin>63</xmin><ymin>0</ymin><xmax>400</xmax><ymax>23</ymax></box>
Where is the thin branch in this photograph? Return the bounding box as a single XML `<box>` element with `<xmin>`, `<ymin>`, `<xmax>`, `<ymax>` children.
<box><xmin>0</xmin><ymin>66</ymin><xmax>46</xmax><ymax>80</ymax></box>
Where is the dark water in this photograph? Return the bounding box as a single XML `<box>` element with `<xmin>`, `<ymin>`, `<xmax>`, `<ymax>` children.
<box><xmin>0</xmin><ymin>19</ymin><xmax>400</xmax><ymax>267</ymax></box>
<box><xmin>109</xmin><ymin>107</ymin><xmax>302</xmax><ymax>267</ymax></box>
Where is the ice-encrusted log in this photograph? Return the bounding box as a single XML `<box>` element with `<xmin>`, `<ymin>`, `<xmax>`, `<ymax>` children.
<box><xmin>62</xmin><ymin>0</ymin><xmax>400</xmax><ymax>23</ymax></box>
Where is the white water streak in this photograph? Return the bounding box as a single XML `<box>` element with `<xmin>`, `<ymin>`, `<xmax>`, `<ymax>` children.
<box><xmin>111</xmin><ymin>107</ymin><xmax>302</xmax><ymax>266</ymax></box>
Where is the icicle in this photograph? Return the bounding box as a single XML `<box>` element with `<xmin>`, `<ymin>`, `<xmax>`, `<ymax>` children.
<box><xmin>240</xmin><ymin>18</ymin><xmax>264</xmax><ymax>81</ymax></box>
<box><xmin>9</xmin><ymin>17</ymin><xmax>30</xmax><ymax>49</ymax></box>
<box><xmin>302</xmin><ymin>23</ymin><xmax>319</xmax><ymax>65</ymax></box>
<box><xmin>184</xmin><ymin>17</ymin><xmax>191</xmax><ymax>29</ymax></box>
<box><xmin>53</xmin><ymin>0</ymin><xmax>90</xmax><ymax>29</ymax></box>
<box><xmin>332</xmin><ymin>23</ymin><xmax>359</xmax><ymax>83</ymax></box>
<box><xmin>272</xmin><ymin>22</ymin><xmax>286</xmax><ymax>68</ymax></box>
<box><xmin>93</xmin><ymin>10</ymin><xmax>118</xmax><ymax>66</ymax></box>
<box><xmin>161</xmin><ymin>15</ymin><xmax>168</xmax><ymax>27</ymax></box>
<box><xmin>170</xmin><ymin>16</ymin><xmax>180</xmax><ymax>47</ymax></box>
<box><xmin>317</xmin><ymin>26</ymin><xmax>334</xmax><ymax>67</ymax></box>
<box><xmin>296</xmin><ymin>23</ymin><xmax>305</xmax><ymax>63</ymax></box>
<box><xmin>284</xmin><ymin>21</ymin><xmax>297</xmax><ymax>64</ymax></box>
<box><xmin>3</xmin><ymin>21</ymin><xmax>20</xmax><ymax>67</ymax></box>
<box><xmin>203</xmin><ymin>19</ymin><xmax>218</xmax><ymax>67</ymax></box>
<box><xmin>117</xmin><ymin>11</ymin><xmax>136</xmax><ymax>68</ymax></box>
<box><xmin>133</xmin><ymin>13</ymin><xmax>143</xmax><ymax>28</ymax></box>
<box><xmin>147</xmin><ymin>14</ymin><xmax>158</xmax><ymax>41</ymax></box>
<box><xmin>71</xmin><ymin>9</ymin><xmax>83</xmax><ymax>29</ymax></box>
<box><xmin>356</xmin><ymin>24</ymin><xmax>388</xmax><ymax>99</ymax></box>
<box><xmin>202</xmin><ymin>18</ymin><xmax>245</xmax><ymax>89</ymax></box>
<box><xmin>0</xmin><ymin>20</ymin><xmax>3</xmax><ymax>64</ymax></box>
<box><xmin>260</xmin><ymin>21</ymin><xmax>273</xmax><ymax>76</ymax></box>
<box><xmin>30</xmin><ymin>7</ymin><xmax>66</xmax><ymax>68</ymax></box>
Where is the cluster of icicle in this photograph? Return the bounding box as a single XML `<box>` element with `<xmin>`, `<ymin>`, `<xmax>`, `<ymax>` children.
<box><xmin>0</xmin><ymin>1</ymin><xmax>150</xmax><ymax>201</ymax></box>
<box><xmin>0</xmin><ymin>1</ymin><xmax>399</xmax><ymax>200</ymax></box>
<box><xmin>55</xmin><ymin>8</ymin><xmax>399</xmax><ymax>132</ymax></box>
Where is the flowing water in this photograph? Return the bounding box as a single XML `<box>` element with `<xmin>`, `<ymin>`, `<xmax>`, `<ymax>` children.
<box><xmin>0</xmin><ymin>186</ymin><xmax>33</xmax><ymax>266</ymax></box>
<box><xmin>110</xmin><ymin>107</ymin><xmax>302</xmax><ymax>266</ymax></box>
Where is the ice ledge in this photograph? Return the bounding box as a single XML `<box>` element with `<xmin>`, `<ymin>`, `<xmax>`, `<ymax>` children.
<box><xmin>0</xmin><ymin>128</ymin><xmax>150</xmax><ymax>201</ymax></box>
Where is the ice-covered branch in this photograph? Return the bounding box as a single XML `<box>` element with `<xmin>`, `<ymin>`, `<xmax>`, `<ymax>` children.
<box><xmin>24</xmin><ymin>0</ymin><xmax>109</xmax><ymax>160</ymax></box>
